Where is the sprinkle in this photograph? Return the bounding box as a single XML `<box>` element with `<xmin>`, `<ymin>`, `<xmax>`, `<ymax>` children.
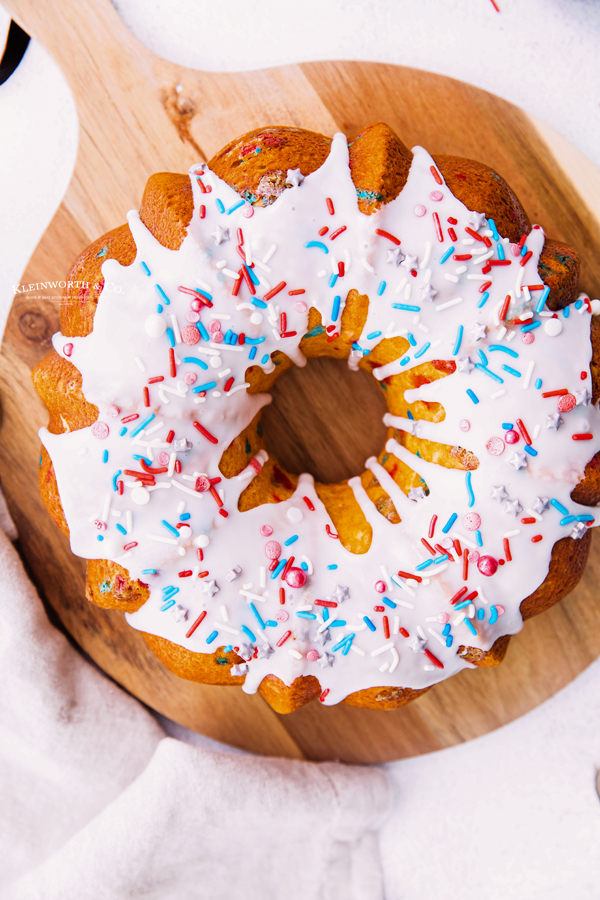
<box><xmin>264</xmin><ymin>281</ymin><xmax>286</xmax><ymax>301</ymax></box>
<box><xmin>377</xmin><ymin>281</ymin><xmax>387</xmax><ymax>296</ymax></box>
<box><xmin>440</xmin><ymin>246</ymin><xmax>454</xmax><ymax>264</ymax></box>
<box><xmin>466</xmin><ymin>389</ymin><xmax>479</xmax><ymax>404</ymax></box>
<box><xmin>573</xmin><ymin>433</ymin><xmax>594</xmax><ymax>440</ymax></box>
<box><xmin>363</xmin><ymin>616</ymin><xmax>376</xmax><ymax>632</ymax></box>
<box><xmin>330</xmin><ymin>226</ymin><xmax>347</xmax><ymax>240</ymax></box>
<box><xmin>463</xmin><ymin>618</ymin><xmax>477</xmax><ymax>637</ymax></box>
<box><xmin>414</xmin><ymin>342</ymin><xmax>430</xmax><ymax>359</ymax></box>
<box><xmin>432</xmin><ymin>212</ymin><xmax>443</xmax><ymax>242</ymax></box>
<box><xmin>442</xmin><ymin>513</ymin><xmax>458</xmax><ymax>533</ymax></box>
<box><xmin>186</xmin><ymin>610</ymin><xmax>207</xmax><ymax>638</ymax></box>
<box><xmin>305</xmin><ymin>240</ymin><xmax>328</xmax><ymax>254</ymax></box>
<box><xmin>331</xmin><ymin>295</ymin><xmax>341</xmax><ymax>321</ymax></box>
<box><xmin>192</xmin><ymin>421</ymin><xmax>218</xmax><ymax>444</ymax></box>
<box><xmin>392</xmin><ymin>303</ymin><xmax>420</xmax><ymax>312</ymax></box>
<box><xmin>155</xmin><ymin>284</ymin><xmax>171</xmax><ymax>306</ymax></box>
<box><xmin>503</xmin><ymin>538</ymin><xmax>512</xmax><ymax>561</ymax></box>
<box><xmin>130</xmin><ymin>414</ymin><xmax>155</xmax><ymax>438</ymax></box>
<box><xmin>465</xmin><ymin>472</ymin><xmax>475</xmax><ymax>508</ymax></box>
<box><xmin>375</xmin><ymin>228</ymin><xmax>401</xmax><ymax>245</ymax></box>
<box><xmin>536</xmin><ymin>285</ymin><xmax>550</xmax><ymax>313</ymax></box>
<box><xmin>474</xmin><ymin>364</ymin><xmax>503</xmax><ymax>383</ymax></box>
<box><xmin>206</xmin><ymin>630</ymin><xmax>218</xmax><ymax>644</ymax></box>
<box><xmin>424</xmin><ymin>648</ymin><xmax>444</xmax><ymax>668</ymax></box>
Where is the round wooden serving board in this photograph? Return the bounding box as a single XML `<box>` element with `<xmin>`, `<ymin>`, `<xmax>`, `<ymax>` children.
<box><xmin>3</xmin><ymin>0</ymin><xmax>600</xmax><ymax>763</ymax></box>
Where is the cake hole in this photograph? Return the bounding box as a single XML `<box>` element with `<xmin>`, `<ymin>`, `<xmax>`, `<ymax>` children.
<box><xmin>261</xmin><ymin>357</ymin><xmax>388</xmax><ymax>484</ymax></box>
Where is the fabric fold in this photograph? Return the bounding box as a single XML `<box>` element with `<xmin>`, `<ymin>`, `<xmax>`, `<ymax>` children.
<box><xmin>0</xmin><ymin>529</ymin><xmax>390</xmax><ymax>898</ymax></box>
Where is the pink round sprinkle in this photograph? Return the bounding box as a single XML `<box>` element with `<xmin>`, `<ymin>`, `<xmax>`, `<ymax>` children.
<box><xmin>486</xmin><ymin>436</ymin><xmax>505</xmax><ymax>456</ymax></box>
<box><xmin>276</xmin><ymin>609</ymin><xmax>289</xmax><ymax>622</ymax></box>
<box><xmin>212</xmin><ymin>331</ymin><xmax>224</xmax><ymax>343</ymax></box>
<box><xmin>265</xmin><ymin>540</ymin><xmax>281</xmax><ymax>559</ymax></box>
<box><xmin>430</xmin><ymin>191</ymin><xmax>443</xmax><ymax>201</ymax></box>
<box><xmin>374</xmin><ymin>580</ymin><xmax>386</xmax><ymax>593</ymax></box>
<box><xmin>260</xmin><ymin>524</ymin><xmax>273</xmax><ymax>536</ymax></box>
<box><xmin>91</xmin><ymin>421</ymin><xmax>109</xmax><ymax>439</ymax></box>
<box><xmin>181</xmin><ymin>325</ymin><xmax>201</xmax><ymax>345</ymax></box>
<box><xmin>157</xmin><ymin>452</ymin><xmax>170</xmax><ymax>466</ymax></box>
<box><xmin>209</xmin><ymin>320</ymin><xmax>221</xmax><ymax>333</ymax></box>
<box><xmin>505</xmin><ymin>429</ymin><xmax>519</xmax><ymax>444</ymax></box>
<box><xmin>63</xmin><ymin>342</ymin><xmax>74</xmax><ymax>357</ymax></box>
<box><xmin>195</xmin><ymin>475</ymin><xmax>211</xmax><ymax>492</ymax></box>
<box><xmin>557</xmin><ymin>393</ymin><xmax>576</xmax><ymax>412</ymax></box>
<box><xmin>191</xmin><ymin>299</ymin><xmax>202</xmax><ymax>312</ymax></box>
<box><xmin>477</xmin><ymin>555</ymin><xmax>498</xmax><ymax>577</ymax></box>
<box><xmin>468</xmin><ymin>550</ymin><xmax>480</xmax><ymax>563</ymax></box>
<box><xmin>107</xmin><ymin>405</ymin><xmax>120</xmax><ymax>418</ymax></box>
<box><xmin>186</xmin><ymin>311</ymin><xmax>200</xmax><ymax>323</ymax></box>
<box><xmin>511</xmin><ymin>244</ymin><xmax>521</xmax><ymax>256</ymax></box>
<box><xmin>184</xmin><ymin>372</ymin><xmax>197</xmax><ymax>385</ymax></box>
<box><xmin>285</xmin><ymin>567</ymin><xmax>307</xmax><ymax>589</ymax></box>
<box><xmin>295</xmin><ymin>301</ymin><xmax>307</xmax><ymax>313</ymax></box>
<box><xmin>414</xmin><ymin>204</ymin><xmax>427</xmax><ymax>217</ymax></box>
<box><xmin>437</xmin><ymin>612</ymin><xmax>449</xmax><ymax>624</ymax></box>
<box><xmin>459</xmin><ymin>419</ymin><xmax>471</xmax><ymax>432</ymax></box>
<box><xmin>306</xmin><ymin>650</ymin><xmax>319</xmax><ymax>662</ymax></box>
<box><xmin>522</xmin><ymin>332</ymin><xmax>535</xmax><ymax>344</ymax></box>
<box><xmin>242</xmin><ymin>205</ymin><xmax>254</xmax><ymax>218</ymax></box>
<box><xmin>462</xmin><ymin>512</ymin><xmax>481</xmax><ymax>531</ymax></box>
<box><xmin>94</xmin><ymin>519</ymin><xmax>107</xmax><ymax>531</ymax></box>
<box><xmin>496</xmin><ymin>605</ymin><xmax>505</xmax><ymax>616</ymax></box>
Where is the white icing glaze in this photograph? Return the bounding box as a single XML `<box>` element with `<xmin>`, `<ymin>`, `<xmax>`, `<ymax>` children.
<box><xmin>41</xmin><ymin>135</ymin><xmax>600</xmax><ymax>706</ymax></box>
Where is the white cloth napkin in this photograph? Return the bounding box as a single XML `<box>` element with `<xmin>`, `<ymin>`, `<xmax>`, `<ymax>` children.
<box><xmin>0</xmin><ymin>528</ymin><xmax>390</xmax><ymax>899</ymax></box>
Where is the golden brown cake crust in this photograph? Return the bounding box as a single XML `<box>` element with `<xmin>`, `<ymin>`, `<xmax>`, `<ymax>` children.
<box><xmin>34</xmin><ymin>123</ymin><xmax>597</xmax><ymax>713</ymax></box>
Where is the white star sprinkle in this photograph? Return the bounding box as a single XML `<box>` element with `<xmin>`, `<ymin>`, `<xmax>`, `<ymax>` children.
<box><xmin>202</xmin><ymin>579</ymin><xmax>220</xmax><ymax>598</ymax></box>
<box><xmin>456</xmin><ymin>356</ymin><xmax>474</xmax><ymax>375</ymax></box>
<box><xmin>410</xmin><ymin>635</ymin><xmax>427</xmax><ymax>654</ymax></box>
<box><xmin>331</xmin><ymin>585</ymin><xmax>350</xmax><ymax>604</ymax></box>
<box><xmin>575</xmin><ymin>388</ymin><xmax>591</xmax><ymax>407</ymax></box>
<box><xmin>401</xmin><ymin>253</ymin><xmax>419</xmax><ymax>270</ymax></box>
<box><xmin>491</xmin><ymin>485</ymin><xmax>508</xmax><ymax>502</ymax></box>
<box><xmin>545</xmin><ymin>413</ymin><xmax>563</xmax><ymax>431</ymax></box>
<box><xmin>230</xmin><ymin>663</ymin><xmax>248</xmax><ymax>677</ymax></box>
<box><xmin>256</xmin><ymin>642</ymin><xmax>274</xmax><ymax>660</ymax></box>
<box><xmin>469</xmin><ymin>211</ymin><xmax>487</xmax><ymax>231</ymax></box>
<box><xmin>503</xmin><ymin>498</ymin><xmax>523</xmax><ymax>517</ymax></box>
<box><xmin>236</xmin><ymin>642</ymin><xmax>254</xmax><ymax>661</ymax></box>
<box><xmin>319</xmin><ymin>652</ymin><xmax>334</xmax><ymax>669</ymax></box>
<box><xmin>211</xmin><ymin>225</ymin><xmax>230</xmax><ymax>245</ymax></box>
<box><xmin>571</xmin><ymin>522</ymin><xmax>588</xmax><ymax>540</ymax></box>
<box><xmin>509</xmin><ymin>451</ymin><xmax>528</xmax><ymax>471</ymax></box>
<box><xmin>408</xmin><ymin>486</ymin><xmax>426</xmax><ymax>501</ymax></box>
<box><xmin>533</xmin><ymin>496</ymin><xmax>550</xmax><ymax>514</ymax></box>
<box><xmin>286</xmin><ymin>168</ymin><xmax>304</xmax><ymax>187</ymax></box>
<box><xmin>419</xmin><ymin>283</ymin><xmax>438</xmax><ymax>302</ymax></box>
<box><xmin>387</xmin><ymin>247</ymin><xmax>405</xmax><ymax>266</ymax></box>
<box><xmin>469</xmin><ymin>322</ymin><xmax>487</xmax><ymax>342</ymax></box>
<box><xmin>170</xmin><ymin>604</ymin><xmax>189</xmax><ymax>623</ymax></box>
<box><xmin>314</xmin><ymin>629</ymin><xmax>331</xmax><ymax>647</ymax></box>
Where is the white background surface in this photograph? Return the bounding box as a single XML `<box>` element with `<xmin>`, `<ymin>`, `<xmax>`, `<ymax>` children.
<box><xmin>2</xmin><ymin>2</ymin><xmax>600</xmax><ymax>896</ymax></box>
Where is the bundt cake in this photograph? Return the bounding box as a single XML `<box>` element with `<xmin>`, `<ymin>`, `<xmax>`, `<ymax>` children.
<box><xmin>33</xmin><ymin>123</ymin><xmax>600</xmax><ymax>713</ymax></box>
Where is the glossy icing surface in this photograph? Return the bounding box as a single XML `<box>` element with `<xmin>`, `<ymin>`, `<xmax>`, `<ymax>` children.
<box><xmin>41</xmin><ymin>135</ymin><xmax>600</xmax><ymax>705</ymax></box>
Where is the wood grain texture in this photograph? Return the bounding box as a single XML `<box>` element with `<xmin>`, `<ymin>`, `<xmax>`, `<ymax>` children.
<box><xmin>2</xmin><ymin>0</ymin><xmax>600</xmax><ymax>762</ymax></box>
